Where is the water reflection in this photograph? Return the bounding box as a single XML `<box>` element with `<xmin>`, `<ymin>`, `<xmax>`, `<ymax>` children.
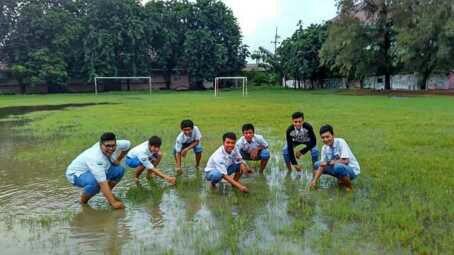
<box><xmin>70</xmin><ymin>205</ymin><xmax>130</xmax><ymax>254</ymax></box>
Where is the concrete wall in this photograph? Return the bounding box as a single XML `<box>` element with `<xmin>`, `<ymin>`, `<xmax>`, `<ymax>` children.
<box><xmin>363</xmin><ymin>73</ymin><xmax>453</xmax><ymax>90</ymax></box>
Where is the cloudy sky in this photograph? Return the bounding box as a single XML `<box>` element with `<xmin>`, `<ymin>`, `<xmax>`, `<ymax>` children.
<box><xmin>221</xmin><ymin>0</ymin><xmax>338</xmax><ymax>53</ymax></box>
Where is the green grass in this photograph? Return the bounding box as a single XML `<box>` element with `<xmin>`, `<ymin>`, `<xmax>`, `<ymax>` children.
<box><xmin>0</xmin><ymin>88</ymin><xmax>453</xmax><ymax>254</ymax></box>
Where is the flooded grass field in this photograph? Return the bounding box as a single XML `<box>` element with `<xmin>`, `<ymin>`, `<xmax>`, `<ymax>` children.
<box><xmin>0</xmin><ymin>88</ymin><xmax>453</xmax><ymax>254</ymax></box>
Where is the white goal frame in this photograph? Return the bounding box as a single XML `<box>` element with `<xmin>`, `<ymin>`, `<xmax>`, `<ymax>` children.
<box><xmin>94</xmin><ymin>76</ymin><xmax>152</xmax><ymax>95</ymax></box>
<box><xmin>214</xmin><ymin>76</ymin><xmax>248</xmax><ymax>97</ymax></box>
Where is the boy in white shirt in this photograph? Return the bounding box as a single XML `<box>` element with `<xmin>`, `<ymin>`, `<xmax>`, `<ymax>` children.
<box><xmin>204</xmin><ymin>132</ymin><xmax>249</xmax><ymax>193</ymax></box>
<box><xmin>310</xmin><ymin>125</ymin><xmax>360</xmax><ymax>191</ymax></box>
<box><xmin>126</xmin><ymin>136</ymin><xmax>176</xmax><ymax>185</ymax></box>
<box><xmin>65</xmin><ymin>132</ymin><xmax>130</xmax><ymax>209</ymax></box>
<box><xmin>174</xmin><ymin>119</ymin><xmax>203</xmax><ymax>172</ymax></box>
<box><xmin>236</xmin><ymin>123</ymin><xmax>270</xmax><ymax>173</ymax></box>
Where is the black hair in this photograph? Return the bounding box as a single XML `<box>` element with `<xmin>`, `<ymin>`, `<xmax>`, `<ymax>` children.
<box><xmin>319</xmin><ymin>124</ymin><xmax>334</xmax><ymax>135</ymax></box>
<box><xmin>148</xmin><ymin>136</ymin><xmax>162</xmax><ymax>147</ymax></box>
<box><xmin>241</xmin><ymin>123</ymin><xmax>255</xmax><ymax>133</ymax></box>
<box><xmin>100</xmin><ymin>132</ymin><xmax>116</xmax><ymax>143</ymax></box>
<box><xmin>180</xmin><ymin>119</ymin><xmax>194</xmax><ymax>129</ymax></box>
<box><xmin>223</xmin><ymin>132</ymin><xmax>237</xmax><ymax>141</ymax></box>
<box><xmin>292</xmin><ymin>111</ymin><xmax>304</xmax><ymax>119</ymax></box>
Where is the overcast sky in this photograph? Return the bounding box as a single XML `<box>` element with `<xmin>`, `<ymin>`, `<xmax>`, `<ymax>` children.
<box><xmin>221</xmin><ymin>0</ymin><xmax>338</xmax><ymax>53</ymax></box>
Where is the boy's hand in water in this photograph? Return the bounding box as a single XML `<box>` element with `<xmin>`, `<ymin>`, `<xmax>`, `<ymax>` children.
<box><xmin>295</xmin><ymin>151</ymin><xmax>302</xmax><ymax>159</ymax></box>
<box><xmin>309</xmin><ymin>180</ymin><xmax>317</xmax><ymax>189</ymax></box>
<box><xmin>111</xmin><ymin>200</ymin><xmax>125</xmax><ymax>209</ymax></box>
<box><xmin>239</xmin><ymin>185</ymin><xmax>249</xmax><ymax>193</ymax></box>
<box><xmin>166</xmin><ymin>176</ymin><xmax>176</xmax><ymax>185</ymax></box>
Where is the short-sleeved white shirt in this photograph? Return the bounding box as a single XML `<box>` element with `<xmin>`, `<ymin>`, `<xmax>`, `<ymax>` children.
<box><xmin>174</xmin><ymin>126</ymin><xmax>202</xmax><ymax>152</ymax></box>
<box><xmin>66</xmin><ymin>140</ymin><xmax>131</xmax><ymax>184</ymax></box>
<box><xmin>321</xmin><ymin>138</ymin><xmax>360</xmax><ymax>175</ymax></box>
<box><xmin>127</xmin><ymin>141</ymin><xmax>160</xmax><ymax>170</ymax></box>
<box><xmin>236</xmin><ymin>134</ymin><xmax>269</xmax><ymax>153</ymax></box>
<box><xmin>175</xmin><ymin>126</ymin><xmax>202</xmax><ymax>152</ymax></box>
<box><xmin>204</xmin><ymin>145</ymin><xmax>243</xmax><ymax>175</ymax></box>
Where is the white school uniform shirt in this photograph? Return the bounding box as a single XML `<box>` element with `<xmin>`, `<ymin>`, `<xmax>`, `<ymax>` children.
<box><xmin>174</xmin><ymin>126</ymin><xmax>202</xmax><ymax>152</ymax></box>
<box><xmin>127</xmin><ymin>141</ymin><xmax>160</xmax><ymax>170</ymax></box>
<box><xmin>66</xmin><ymin>140</ymin><xmax>131</xmax><ymax>184</ymax></box>
<box><xmin>236</xmin><ymin>134</ymin><xmax>269</xmax><ymax>152</ymax></box>
<box><xmin>204</xmin><ymin>145</ymin><xmax>243</xmax><ymax>175</ymax></box>
<box><xmin>321</xmin><ymin>138</ymin><xmax>360</xmax><ymax>175</ymax></box>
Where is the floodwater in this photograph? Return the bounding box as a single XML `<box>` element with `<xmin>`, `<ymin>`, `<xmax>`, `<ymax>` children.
<box><xmin>0</xmin><ymin>104</ymin><xmax>339</xmax><ymax>254</ymax></box>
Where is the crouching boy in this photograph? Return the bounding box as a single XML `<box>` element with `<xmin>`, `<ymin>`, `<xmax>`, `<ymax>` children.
<box><xmin>204</xmin><ymin>132</ymin><xmax>249</xmax><ymax>193</ymax></box>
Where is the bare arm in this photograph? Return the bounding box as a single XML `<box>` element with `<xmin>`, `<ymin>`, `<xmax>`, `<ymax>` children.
<box><xmin>112</xmin><ymin>150</ymin><xmax>128</xmax><ymax>165</ymax></box>
<box><xmin>310</xmin><ymin>162</ymin><xmax>327</xmax><ymax>188</ymax></box>
<box><xmin>99</xmin><ymin>181</ymin><xmax>124</xmax><ymax>209</ymax></box>
<box><xmin>181</xmin><ymin>140</ymin><xmax>200</xmax><ymax>155</ymax></box>
<box><xmin>149</xmin><ymin>167</ymin><xmax>176</xmax><ymax>185</ymax></box>
<box><xmin>223</xmin><ymin>174</ymin><xmax>248</xmax><ymax>193</ymax></box>
<box><xmin>331</xmin><ymin>158</ymin><xmax>349</xmax><ymax>165</ymax></box>
<box><xmin>175</xmin><ymin>152</ymin><xmax>182</xmax><ymax>169</ymax></box>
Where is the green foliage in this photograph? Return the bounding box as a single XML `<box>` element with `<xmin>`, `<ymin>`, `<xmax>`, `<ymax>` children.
<box><xmin>278</xmin><ymin>22</ymin><xmax>329</xmax><ymax>86</ymax></box>
<box><xmin>394</xmin><ymin>0</ymin><xmax>454</xmax><ymax>89</ymax></box>
<box><xmin>320</xmin><ymin>17</ymin><xmax>374</xmax><ymax>82</ymax></box>
<box><xmin>1</xmin><ymin>0</ymin><xmax>248</xmax><ymax>92</ymax></box>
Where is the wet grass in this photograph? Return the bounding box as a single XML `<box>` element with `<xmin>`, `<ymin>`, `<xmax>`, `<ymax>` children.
<box><xmin>0</xmin><ymin>88</ymin><xmax>453</xmax><ymax>254</ymax></box>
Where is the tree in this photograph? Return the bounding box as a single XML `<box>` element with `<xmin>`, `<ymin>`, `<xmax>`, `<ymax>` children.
<box><xmin>183</xmin><ymin>29</ymin><xmax>226</xmax><ymax>87</ymax></box>
<box><xmin>323</xmin><ymin>0</ymin><xmax>399</xmax><ymax>90</ymax></box>
<box><xmin>4</xmin><ymin>0</ymin><xmax>79</xmax><ymax>92</ymax></box>
<box><xmin>320</xmin><ymin>17</ymin><xmax>375</xmax><ymax>87</ymax></box>
<box><xmin>278</xmin><ymin>22</ymin><xmax>329</xmax><ymax>88</ymax></box>
<box><xmin>83</xmin><ymin>0</ymin><xmax>147</xmax><ymax>82</ymax></box>
<box><xmin>394</xmin><ymin>0</ymin><xmax>454</xmax><ymax>89</ymax></box>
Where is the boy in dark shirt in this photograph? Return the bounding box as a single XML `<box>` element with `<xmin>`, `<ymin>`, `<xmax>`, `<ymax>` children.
<box><xmin>282</xmin><ymin>112</ymin><xmax>319</xmax><ymax>172</ymax></box>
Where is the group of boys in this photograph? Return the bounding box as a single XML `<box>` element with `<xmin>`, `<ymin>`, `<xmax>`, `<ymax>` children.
<box><xmin>66</xmin><ymin>113</ymin><xmax>360</xmax><ymax>209</ymax></box>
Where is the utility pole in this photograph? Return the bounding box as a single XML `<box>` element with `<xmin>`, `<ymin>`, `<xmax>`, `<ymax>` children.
<box><xmin>270</xmin><ymin>27</ymin><xmax>280</xmax><ymax>54</ymax></box>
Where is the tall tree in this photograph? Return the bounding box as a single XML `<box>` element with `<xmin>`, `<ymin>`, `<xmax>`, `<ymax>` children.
<box><xmin>5</xmin><ymin>0</ymin><xmax>81</xmax><ymax>92</ymax></box>
<box><xmin>394</xmin><ymin>0</ymin><xmax>454</xmax><ymax>89</ymax></box>
<box><xmin>320</xmin><ymin>17</ymin><xmax>375</xmax><ymax>86</ymax></box>
<box><xmin>279</xmin><ymin>22</ymin><xmax>329</xmax><ymax>88</ymax></box>
<box><xmin>323</xmin><ymin>0</ymin><xmax>398</xmax><ymax>90</ymax></box>
<box><xmin>83</xmin><ymin>0</ymin><xmax>147</xmax><ymax>81</ymax></box>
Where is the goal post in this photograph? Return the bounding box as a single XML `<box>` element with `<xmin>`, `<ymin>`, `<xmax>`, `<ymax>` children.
<box><xmin>214</xmin><ymin>76</ymin><xmax>248</xmax><ymax>97</ymax></box>
<box><xmin>94</xmin><ymin>76</ymin><xmax>152</xmax><ymax>95</ymax></box>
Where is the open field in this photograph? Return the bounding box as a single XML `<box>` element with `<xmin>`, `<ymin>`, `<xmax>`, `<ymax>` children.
<box><xmin>0</xmin><ymin>88</ymin><xmax>453</xmax><ymax>254</ymax></box>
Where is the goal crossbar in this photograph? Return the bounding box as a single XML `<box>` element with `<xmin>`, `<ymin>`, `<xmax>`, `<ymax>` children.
<box><xmin>214</xmin><ymin>76</ymin><xmax>248</xmax><ymax>97</ymax></box>
<box><xmin>94</xmin><ymin>76</ymin><xmax>152</xmax><ymax>95</ymax></box>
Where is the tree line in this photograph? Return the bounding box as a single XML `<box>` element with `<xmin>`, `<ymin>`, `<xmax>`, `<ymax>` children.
<box><xmin>253</xmin><ymin>0</ymin><xmax>454</xmax><ymax>90</ymax></box>
<box><xmin>0</xmin><ymin>0</ymin><xmax>248</xmax><ymax>92</ymax></box>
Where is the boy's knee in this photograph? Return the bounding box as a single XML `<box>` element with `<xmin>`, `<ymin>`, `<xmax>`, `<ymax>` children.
<box><xmin>84</xmin><ymin>182</ymin><xmax>100</xmax><ymax>196</ymax></box>
<box><xmin>194</xmin><ymin>144</ymin><xmax>203</xmax><ymax>153</ymax></box>
<box><xmin>108</xmin><ymin>165</ymin><xmax>125</xmax><ymax>182</ymax></box>
<box><xmin>260</xmin><ymin>149</ymin><xmax>270</xmax><ymax>160</ymax></box>
<box><xmin>206</xmin><ymin>170</ymin><xmax>223</xmax><ymax>184</ymax></box>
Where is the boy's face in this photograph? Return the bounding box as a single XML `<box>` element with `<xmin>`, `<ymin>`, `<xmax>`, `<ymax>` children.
<box><xmin>101</xmin><ymin>140</ymin><xmax>116</xmax><ymax>156</ymax></box>
<box><xmin>182</xmin><ymin>127</ymin><xmax>193</xmax><ymax>136</ymax></box>
<box><xmin>292</xmin><ymin>117</ymin><xmax>304</xmax><ymax>129</ymax></box>
<box><xmin>320</xmin><ymin>132</ymin><xmax>334</xmax><ymax>146</ymax></box>
<box><xmin>223</xmin><ymin>138</ymin><xmax>236</xmax><ymax>153</ymax></box>
<box><xmin>243</xmin><ymin>129</ymin><xmax>254</xmax><ymax>142</ymax></box>
<box><xmin>148</xmin><ymin>145</ymin><xmax>161</xmax><ymax>154</ymax></box>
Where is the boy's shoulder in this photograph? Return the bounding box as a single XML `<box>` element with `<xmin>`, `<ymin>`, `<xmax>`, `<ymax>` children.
<box><xmin>303</xmin><ymin>122</ymin><xmax>314</xmax><ymax>129</ymax></box>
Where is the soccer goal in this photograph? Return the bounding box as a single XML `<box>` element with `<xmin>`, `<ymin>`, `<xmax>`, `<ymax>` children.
<box><xmin>94</xmin><ymin>76</ymin><xmax>152</xmax><ymax>95</ymax></box>
<box><xmin>214</xmin><ymin>76</ymin><xmax>248</xmax><ymax>97</ymax></box>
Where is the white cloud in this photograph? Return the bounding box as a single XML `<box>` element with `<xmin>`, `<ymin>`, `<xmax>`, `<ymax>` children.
<box><xmin>221</xmin><ymin>0</ymin><xmax>281</xmax><ymax>36</ymax></box>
